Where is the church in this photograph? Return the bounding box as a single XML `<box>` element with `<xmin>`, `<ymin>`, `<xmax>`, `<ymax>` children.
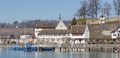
<box><xmin>34</xmin><ymin>15</ymin><xmax>90</xmax><ymax>44</ymax></box>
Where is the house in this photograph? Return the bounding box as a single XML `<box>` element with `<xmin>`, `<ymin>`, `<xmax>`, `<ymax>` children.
<box><xmin>71</xmin><ymin>25</ymin><xmax>90</xmax><ymax>39</ymax></box>
<box><xmin>38</xmin><ymin>30</ymin><xmax>71</xmax><ymax>44</ymax></box>
<box><xmin>71</xmin><ymin>25</ymin><xmax>90</xmax><ymax>44</ymax></box>
<box><xmin>0</xmin><ymin>28</ymin><xmax>34</xmax><ymax>44</ymax></box>
<box><xmin>20</xmin><ymin>32</ymin><xmax>33</xmax><ymax>39</ymax></box>
<box><xmin>35</xmin><ymin>23</ymin><xmax>57</xmax><ymax>38</ymax></box>
<box><xmin>111</xmin><ymin>27</ymin><xmax>120</xmax><ymax>39</ymax></box>
<box><xmin>35</xmin><ymin>19</ymin><xmax>69</xmax><ymax>44</ymax></box>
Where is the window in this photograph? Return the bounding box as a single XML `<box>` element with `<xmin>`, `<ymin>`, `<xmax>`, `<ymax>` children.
<box><xmin>113</xmin><ymin>34</ymin><xmax>116</xmax><ymax>36</ymax></box>
<box><xmin>60</xmin><ymin>25</ymin><xmax>62</xmax><ymax>27</ymax></box>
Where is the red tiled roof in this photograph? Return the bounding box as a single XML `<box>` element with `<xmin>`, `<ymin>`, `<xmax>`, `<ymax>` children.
<box><xmin>111</xmin><ymin>27</ymin><xmax>120</xmax><ymax>33</ymax></box>
<box><xmin>35</xmin><ymin>23</ymin><xmax>57</xmax><ymax>28</ymax></box>
<box><xmin>38</xmin><ymin>25</ymin><xmax>87</xmax><ymax>35</ymax></box>
<box><xmin>72</xmin><ymin>25</ymin><xmax>86</xmax><ymax>34</ymax></box>
<box><xmin>38</xmin><ymin>30</ymin><xmax>71</xmax><ymax>35</ymax></box>
<box><xmin>0</xmin><ymin>28</ymin><xmax>34</xmax><ymax>35</ymax></box>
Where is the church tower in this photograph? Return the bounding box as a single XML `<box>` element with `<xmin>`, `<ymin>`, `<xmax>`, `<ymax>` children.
<box><xmin>100</xmin><ymin>12</ymin><xmax>106</xmax><ymax>24</ymax></box>
<box><xmin>55</xmin><ymin>14</ymin><xmax>67</xmax><ymax>30</ymax></box>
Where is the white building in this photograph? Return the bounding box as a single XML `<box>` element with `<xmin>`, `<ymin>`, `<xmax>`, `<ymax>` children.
<box><xmin>35</xmin><ymin>19</ymin><xmax>90</xmax><ymax>44</ymax></box>
<box><xmin>71</xmin><ymin>25</ymin><xmax>90</xmax><ymax>39</ymax></box>
<box><xmin>20</xmin><ymin>33</ymin><xmax>33</xmax><ymax>39</ymax></box>
<box><xmin>55</xmin><ymin>20</ymin><xmax>67</xmax><ymax>30</ymax></box>
<box><xmin>100</xmin><ymin>13</ymin><xmax>106</xmax><ymax>24</ymax></box>
<box><xmin>0</xmin><ymin>28</ymin><xmax>34</xmax><ymax>44</ymax></box>
<box><xmin>35</xmin><ymin>20</ymin><xmax>69</xmax><ymax>44</ymax></box>
<box><xmin>111</xmin><ymin>27</ymin><xmax>120</xmax><ymax>39</ymax></box>
<box><xmin>70</xmin><ymin>25</ymin><xmax>90</xmax><ymax>44</ymax></box>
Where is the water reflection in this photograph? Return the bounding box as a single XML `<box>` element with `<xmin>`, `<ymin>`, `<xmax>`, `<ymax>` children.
<box><xmin>0</xmin><ymin>48</ymin><xmax>120</xmax><ymax>58</ymax></box>
<box><xmin>112</xmin><ymin>53</ymin><xmax>120</xmax><ymax>58</ymax></box>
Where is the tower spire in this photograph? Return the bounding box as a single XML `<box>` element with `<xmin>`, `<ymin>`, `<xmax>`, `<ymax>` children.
<box><xmin>59</xmin><ymin>14</ymin><xmax>61</xmax><ymax>20</ymax></box>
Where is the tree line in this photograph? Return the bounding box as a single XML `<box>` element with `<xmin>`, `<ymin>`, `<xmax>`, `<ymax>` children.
<box><xmin>75</xmin><ymin>0</ymin><xmax>120</xmax><ymax>19</ymax></box>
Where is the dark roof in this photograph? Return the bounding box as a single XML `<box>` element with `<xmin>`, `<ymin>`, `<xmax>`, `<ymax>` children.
<box><xmin>72</xmin><ymin>25</ymin><xmax>86</xmax><ymax>34</ymax></box>
<box><xmin>0</xmin><ymin>28</ymin><xmax>34</xmax><ymax>35</ymax></box>
<box><xmin>100</xmin><ymin>13</ymin><xmax>105</xmax><ymax>18</ymax></box>
<box><xmin>35</xmin><ymin>23</ymin><xmax>57</xmax><ymax>28</ymax></box>
<box><xmin>111</xmin><ymin>27</ymin><xmax>120</xmax><ymax>33</ymax></box>
<box><xmin>38</xmin><ymin>30</ymin><xmax>71</xmax><ymax>35</ymax></box>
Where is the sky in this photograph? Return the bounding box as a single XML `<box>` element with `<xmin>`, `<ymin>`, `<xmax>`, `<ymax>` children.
<box><xmin>0</xmin><ymin>0</ymin><xmax>113</xmax><ymax>23</ymax></box>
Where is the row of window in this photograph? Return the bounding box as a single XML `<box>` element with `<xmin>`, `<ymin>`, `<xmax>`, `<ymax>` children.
<box><xmin>113</xmin><ymin>34</ymin><xmax>120</xmax><ymax>37</ymax></box>
<box><xmin>113</xmin><ymin>30</ymin><xmax>120</xmax><ymax>37</ymax></box>
<box><xmin>40</xmin><ymin>34</ymin><xmax>70</xmax><ymax>36</ymax></box>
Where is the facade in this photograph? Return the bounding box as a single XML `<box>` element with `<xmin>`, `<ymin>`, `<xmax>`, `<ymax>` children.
<box><xmin>35</xmin><ymin>20</ymin><xmax>90</xmax><ymax>44</ymax></box>
<box><xmin>20</xmin><ymin>32</ymin><xmax>33</xmax><ymax>39</ymax></box>
<box><xmin>35</xmin><ymin>23</ymin><xmax>57</xmax><ymax>38</ymax></box>
<box><xmin>0</xmin><ymin>20</ymin><xmax>90</xmax><ymax>44</ymax></box>
<box><xmin>35</xmin><ymin>20</ymin><xmax>69</xmax><ymax>44</ymax></box>
<box><xmin>71</xmin><ymin>25</ymin><xmax>90</xmax><ymax>39</ymax></box>
<box><xmin>111</xmin><ymin>27</ymin><xmax>120</xmax><ymax>39</ymax></box>
<box><xmin>0</xmin><ymin>28</ymin><xmax>34</xmax><ymax>44</ymax></box>
<box><xmin>55</xmin><ymin>20</ymin><xmax>67</xmax><ymax>30</ymax></box>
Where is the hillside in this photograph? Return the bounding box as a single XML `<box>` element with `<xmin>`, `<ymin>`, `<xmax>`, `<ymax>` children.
<box><xmin>89</xmin><ymin>21</ymin><xmax>120</xmax><ymax>39</ymax></box>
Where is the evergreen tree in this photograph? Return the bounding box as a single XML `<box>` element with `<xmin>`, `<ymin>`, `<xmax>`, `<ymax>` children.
<box><xmin>71</xmin><ymin>17</ymin><xmax>77</xmax><ymax>25</ymax></box>
<box><xmin>68</xmin><ymin>25</ymin><xmax>71</xmax><ymax>30</ymax></box>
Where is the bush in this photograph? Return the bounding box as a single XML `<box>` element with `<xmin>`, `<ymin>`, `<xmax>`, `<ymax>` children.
<box><xmin>77</xmin><ymin>18</ymin><xmax>86</xmax><ymax>25</ymax></box>
<box><xmin>11</xmin><ymin>41</ymin><xmax>16</xmax><ymax>44</ymax></box>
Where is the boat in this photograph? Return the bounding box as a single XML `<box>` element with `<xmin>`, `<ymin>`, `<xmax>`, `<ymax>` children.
<box><xmin>21</xmin><ymin>42</ymin><xmax>37</xmax><ymax>52</ymax></box>
<box><xmin>39</xmin><ymin>47</ymin><xmax>55</xmax><ymax>52</ymax></box>
<box><xmin>9</xmin><ymin>45</ymin><xmax>22</xmax><ymax>50</ymax></box>
<box><xmin>9</xmin><ymin>39</ymin><xmax>55</xmax><ymax>52</ymax></box>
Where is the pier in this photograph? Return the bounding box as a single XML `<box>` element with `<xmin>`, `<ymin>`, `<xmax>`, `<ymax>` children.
<box><xmin>30</xmin><ymin>44</ymin><xmax>120</xmax><ymax>52</ymax></box>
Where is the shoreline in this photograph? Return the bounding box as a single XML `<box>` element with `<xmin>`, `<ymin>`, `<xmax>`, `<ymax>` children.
<box><xmin>0</xmin><ymin>44</ymin><xmax>119</xmax><ymax>53</ymax></box>
<box><xmin>0</xmin><ymin>44</ymin><xmax>12</xmax><ymax>48</ymax></box>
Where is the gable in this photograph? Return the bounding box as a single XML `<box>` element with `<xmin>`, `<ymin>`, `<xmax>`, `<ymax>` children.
<box><xmin>55</xmin><ymin>20</ymin><xmax>67</xmax><ymax>30</ymax></box>
<box><xmin>111</xmin><ymin>27</ymin><xmax>120</xmax><ymax>33</ymax></box>
<box><xmin>72</xmin><ymin>25</ymin><xmax>86</xmax><ymax>34</ymax></box>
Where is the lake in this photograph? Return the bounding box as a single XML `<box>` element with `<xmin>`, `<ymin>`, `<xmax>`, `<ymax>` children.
<box><xmin>0</xmin><ymin>48</ymin><xmax>120</xmax><ymax>58</ymax></box>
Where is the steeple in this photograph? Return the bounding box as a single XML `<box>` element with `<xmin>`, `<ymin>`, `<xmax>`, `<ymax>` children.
<box><xmin>100</xmin><ymin>10</ymin><xmax>105</xmax><ymax>18</ymax></box>
<box><xmin>59</xmin><ymin>14</ymin><xmax>61</xmax><ymax>20</ymax></box>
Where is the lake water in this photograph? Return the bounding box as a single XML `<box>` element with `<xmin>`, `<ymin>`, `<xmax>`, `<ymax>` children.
<box><xmin>0</xmin><ymin>48</ymin><xmax>120</xmax><ymax>58</ymax></box>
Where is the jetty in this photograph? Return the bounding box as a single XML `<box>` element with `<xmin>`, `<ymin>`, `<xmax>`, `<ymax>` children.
<box><xmin>28</xmin><ymin>43</ymin><xmax>120</xmax><ymax>52</ymax></box>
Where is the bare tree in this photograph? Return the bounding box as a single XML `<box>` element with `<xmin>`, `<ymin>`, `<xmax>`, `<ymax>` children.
<box><xmin>75</xmin><ymin>0</ymin><xmax>89</xmax><ymax>18</ymax></box>
<box><xmin>88</xmin><ymin>0</ymin><xmax>101</xmax><ymax>18</ymax></box>
<box><xmin>103</xmin><ymin>2</ymin><xmax>112</xmax><ymax>19</ymax></box>
<box><xmin>113</xmin><ymin>0</ymin><xmax>120</xmax><ymax>19</ymax></box>
<box><xmin>88</xmin><ymin>0</ymin><xmax>95</xmax><ymax>18</ymax></box>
